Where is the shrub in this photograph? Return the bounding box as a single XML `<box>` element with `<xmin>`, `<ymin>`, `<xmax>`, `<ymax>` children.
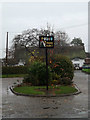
<box><xmin>29</xmin><ymin>56</ymin><xmax>45</xmax><ymax>64</ymax></box>
<box><xmin>51</xmin><ymin>72</ymin><xmax>61</xmax><ymax>80</ymax></box>
<box><xmin>23</xmin><ymin>61</ymin><xmax>52</xmax><ymax>86</ymax></box>
<box><xmin>51</xmin><ymin>80</ymin><xmax>59</xmax><ymax>85</ymax></box>
<box><xmin>60</xmin><ymin>77</ymin><xmax>73</xmax><ymax>85</ymax></box>
<box><xmin>50</xmin><ymin>54</ymin><xmax>74</xmax><ymax>85</ymax></box>
<box><xmin>2</xmin><ymin>66</ymin><xmax>28</xmax><ymax>74</ymax></box>
<box><xmin>51</xmin><ymin>72</ymin><xmax>60</xmax><ymax>85</ymax></box>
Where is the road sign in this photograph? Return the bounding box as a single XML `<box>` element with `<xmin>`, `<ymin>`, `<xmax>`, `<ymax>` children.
<box><xmin>39</xmin><ymin>36</ymin><xmax>54</xmax><ymax>48</ymax></box>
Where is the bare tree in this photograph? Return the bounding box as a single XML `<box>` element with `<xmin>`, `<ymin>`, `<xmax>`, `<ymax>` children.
<box><xmin>9</xmin><ymin>26</ymin><xmax>70</xmax><ymax>64</ymax></box>
<box><xmin>55</xmin><ymin>31</ymin><xmax>70</xmax><ymax>46</ymax></box>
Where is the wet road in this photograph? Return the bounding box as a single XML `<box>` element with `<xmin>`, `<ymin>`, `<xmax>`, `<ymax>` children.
<box><xmin>2</xmin><ymin>70</ymin><xmax>88</xmax><ymax>118</ymax></box>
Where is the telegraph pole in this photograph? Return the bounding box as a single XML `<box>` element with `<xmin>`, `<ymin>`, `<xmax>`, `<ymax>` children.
<box><xmin>6</xmin><ymin>32</ymin><xmax>8</xmax><ymax>67</ymax></box>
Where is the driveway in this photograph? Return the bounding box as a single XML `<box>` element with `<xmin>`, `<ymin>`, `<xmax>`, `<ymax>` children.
<box><xmin>2</xmin><ymin>70</ymin><xmax>88</xmax><ymax>118</ymax></box>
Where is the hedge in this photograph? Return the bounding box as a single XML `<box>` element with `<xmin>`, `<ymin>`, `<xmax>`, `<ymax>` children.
<box><xmin>2</xmin><ymin>66</ymin><xmax>28</xmax><ymax>74</ymax></box>
<box><xmin>23</xmin><ymin>61</ymin><xmax>52</xmax><ymax>86</ymax></box>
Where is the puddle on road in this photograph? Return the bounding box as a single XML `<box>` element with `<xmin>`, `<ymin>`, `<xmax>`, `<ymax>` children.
<box><xmin>73</xmin><ymin>108</ymin><xmax>81</xmax><ymax>112</ymax></box>
<box><xmin>73</xmin><ymin>107</ymin><xmax>88</xmax><ymax>116</ymax></box>
<box><xmin>78</xmin><ymin>111</ymin><xmax>88</xmax><ymax>115</ymax></box>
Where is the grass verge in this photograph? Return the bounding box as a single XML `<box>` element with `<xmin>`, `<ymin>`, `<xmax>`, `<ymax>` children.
<box><xmin>13</xmin><ymin>85</ymin><xmax>78</xmax><ymax>95</ymax></box>
<box><xmin>82</xmin><ymin>69</ymin><xmax>90</xmax><ymax>74</ymax></box>
<box><xmin>55</xmin><ymin>85</ymin><xmax>77</xmax><ymax>94</ymax></box>
<box><xmin>1</xmin><ymin>74</ymin><xmax>28</xmax><ymax>78</ymax></box>
<box><xmin>13</xmin><ymin>86</ymin><xmax>45</xmax><ymax>95</ymax></box>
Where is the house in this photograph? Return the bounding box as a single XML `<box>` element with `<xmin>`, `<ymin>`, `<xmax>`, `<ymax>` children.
<box><xmin>82</xmin><ymin>58</ymin><xmax>90</xmax><ymax>69</ymax></box>
<box><xmin>14</xmin><ymin>59</ymin><xmax>25</xmax><ymax>66</ymax></box>
<box><xmin>85</xmin><ymin>58</ymin><xmax>90</xmax><ymax>64</ymax></box>
<box><xmin>71</xmin><ymin>57</ymin><xmax>85</xmax><ymax>69</ymax></box>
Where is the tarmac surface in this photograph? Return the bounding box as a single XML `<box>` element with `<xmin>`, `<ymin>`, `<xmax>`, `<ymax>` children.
<box><xmin>2</xmin><ymin>70</ymin><xmax>89</xmax><ymax>118</ymax></box>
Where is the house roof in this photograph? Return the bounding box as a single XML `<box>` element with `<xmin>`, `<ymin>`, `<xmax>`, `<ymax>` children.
<box><xmin>53</xmin><ymin>46</ymin><xmax>86</xmax><ymax>59</ymax></box>
<box><xmin>71</xmin><ymin>57</ymin><xmax>84</xmax><ymax>60</ymax></box>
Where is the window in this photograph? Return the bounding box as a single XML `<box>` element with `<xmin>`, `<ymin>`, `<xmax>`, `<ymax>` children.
<box><xmin>74</xmin><ymin>64</ymin><xmax>79</xmax><ymax>67</ymax></box>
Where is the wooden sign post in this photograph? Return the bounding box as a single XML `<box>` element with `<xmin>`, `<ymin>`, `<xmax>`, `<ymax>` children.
<box><xmin>39</xmin><ymin>36</ymin><xmax>54</xmax><ymax>90</ymax></box>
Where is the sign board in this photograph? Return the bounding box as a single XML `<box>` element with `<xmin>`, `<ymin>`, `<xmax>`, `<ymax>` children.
<box><xmin>39</xmin><ymin>36</ymin><xmax>54</xmax><ymax>48</ymax></box>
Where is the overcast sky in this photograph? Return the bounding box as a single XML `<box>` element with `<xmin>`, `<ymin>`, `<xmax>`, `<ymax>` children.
<box><xmin>0</xmin><ymin>2</ymin><xmax>88</xmax><ymax>58</ymax></box>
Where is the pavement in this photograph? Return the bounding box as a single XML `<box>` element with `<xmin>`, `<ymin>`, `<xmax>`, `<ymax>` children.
<box><xmin>1</xmin><ymin>70</ymin><xmax>89</xmax><ymax>118</ymax></box>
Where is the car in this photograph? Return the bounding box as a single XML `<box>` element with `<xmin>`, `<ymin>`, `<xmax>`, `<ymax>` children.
<box><xmin>82</xmin><ymin>64</ymin><xmax>90</xmax><ymax>69</ymax></box>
